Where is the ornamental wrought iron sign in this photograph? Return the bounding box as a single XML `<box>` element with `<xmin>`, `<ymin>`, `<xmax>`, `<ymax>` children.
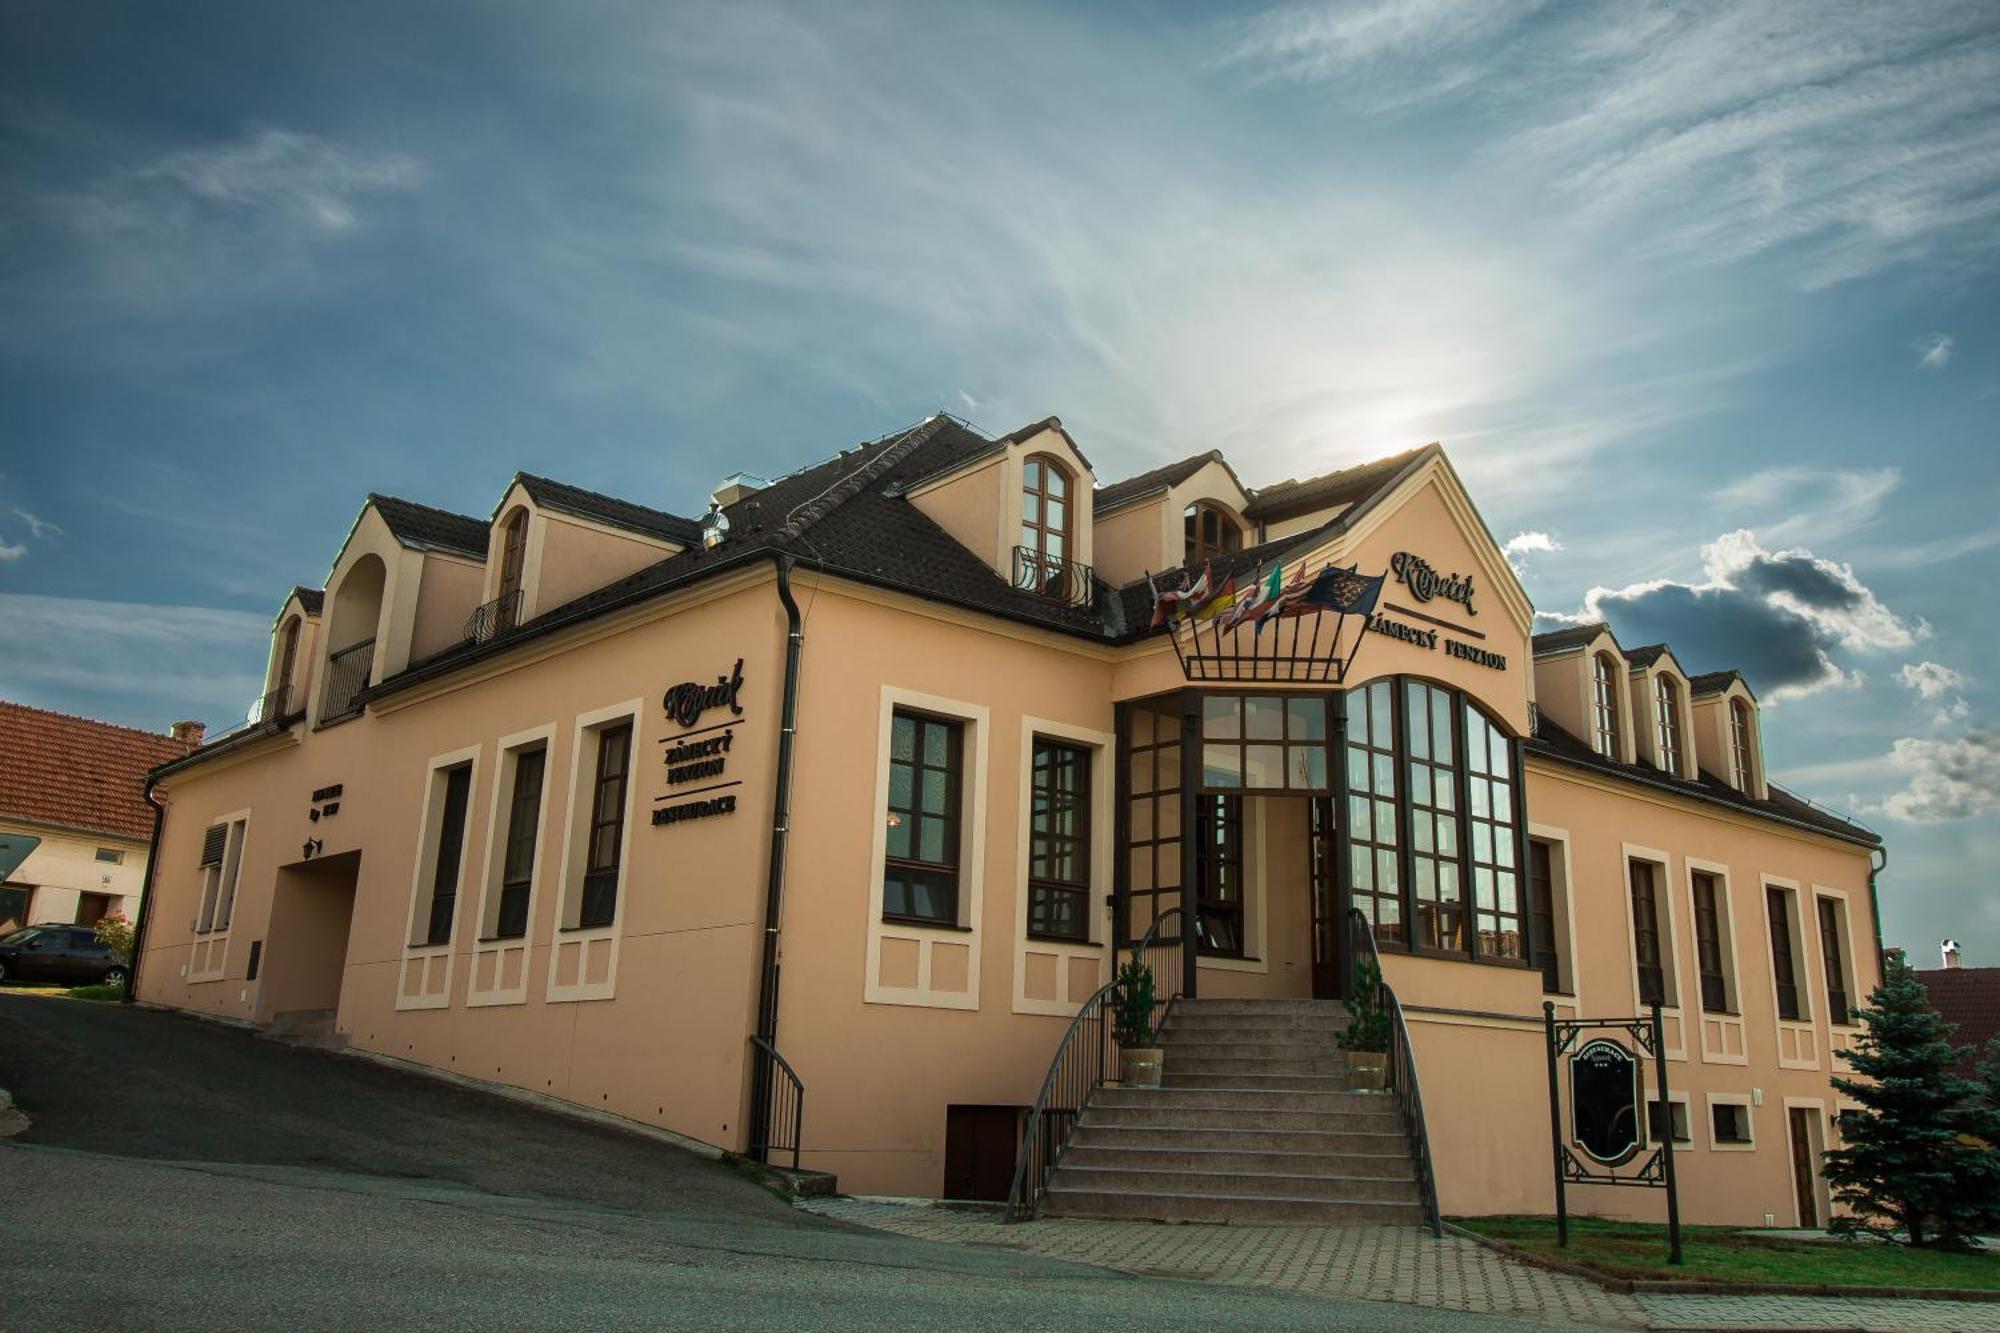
<box><xmin>1544</xmin><ymin>1001</ymin><xmax>1684</xmax><ymax>1264</ymax></box>
<box><xmin>1149</xmin><ymin>560</ymin><xmax>1386</xmax><ymax>684</ymax></box>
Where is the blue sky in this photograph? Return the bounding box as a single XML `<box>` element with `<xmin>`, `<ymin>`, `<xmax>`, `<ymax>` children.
<box><xmin>2</xmin><ymin>1</ymin><xmax>1996</xmax><ymax>962</ymax></box>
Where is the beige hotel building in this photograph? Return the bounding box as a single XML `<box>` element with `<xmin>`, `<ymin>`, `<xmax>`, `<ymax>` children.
<box><xmin>135</xmin><ymin>413</ymin><xmax>1885</xmax><ymax>1230</ymax></box>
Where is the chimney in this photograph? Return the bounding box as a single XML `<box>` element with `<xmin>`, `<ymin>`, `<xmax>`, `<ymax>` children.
<box><xmin>711</xmin><ymin>473</ymin><xmax>769</xmax><ymax>508</ymax></box>
<box><xmin>1942</xmin><ymin>938</ymin><xmax>1961</xmax><ymax>970</ymax></box>
<box><xmin>170</xmin><ymin>720</ymin><xmax>206</xmax><ymax>747</ymax></box>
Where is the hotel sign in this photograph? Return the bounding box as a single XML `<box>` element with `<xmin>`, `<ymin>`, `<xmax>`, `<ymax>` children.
<box><xmin>652</xmin><ymin>658</ymin><xmax>747</xmax><ymax>828</ymax></box>
<box><xmin>1570</xmin><ymin>1038</ymin><xmax>1642</xmax><ymax>1165</ymax></box>
<box><xmin>1390</xmin><ymin>551</ymin><xmax>1476</xmax><ymax>617</ymax></box>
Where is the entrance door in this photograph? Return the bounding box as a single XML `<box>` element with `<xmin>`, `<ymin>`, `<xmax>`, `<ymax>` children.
<box><xmin>1788</xmin><ymin>1107</ymin><xmax>1819</xmax><ymax>1228</ymax></box>
<box><xmin>1309</xmin><ymin>796</ymin><xmax>1341</xmax><ymax>999</ymax></box>
<box><xmin>944</xmin><ymin>1105</ymin><xmax>1023</xmax><ymax>1201</ymax></box>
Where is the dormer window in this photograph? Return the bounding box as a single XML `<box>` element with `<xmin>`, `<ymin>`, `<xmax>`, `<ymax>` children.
<box><xmin>1654</xmin><ymin>675</ymin><xmax>1682</xmax><ymax>775</ymax></box>
<box><xmin>1017</xmin><ymin>455</ymin><xmax>1083</xmax><ymax>600</ymax></box>
<box><xmin>1730</xmin><ymin>699</ymin><xmax>1755</xmax><ymax>789</ymax></box>
<box><xmin>1591</xmin><ymin>653</ymin><xmax>1621</xmax><ymax>758</ymax></box>
<box><xmin>1184</xmin><ymin>502</ymin><xmax>1241</xmax><ymax>565</ymax></box>
<box><xmin>498</xmin><ymin>508</ymin><xmax>528</xmax><ymax>618</ymax></box>
<box><xmin>275</xmin><ymin>619</ymin><xmax>300</xmax><ymax>712</ymax></box>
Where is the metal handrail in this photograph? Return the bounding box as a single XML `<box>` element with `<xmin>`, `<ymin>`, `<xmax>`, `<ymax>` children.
<box><xmin>1346</xmin><ymin>908</ymin><xmax>1443</xmax><ymax>1236</ymax></box>
<box><xmin>1010</xmin><ymin>545</ymin><xmax>1096</xmax><ymax>607</ymax></box>
<box><xmin>318</xmin><ymin>639</ymin><xmax>375</xmax><ymax>723</ymax></box>
<box><xmin>747</xmin><ymin>1035</ymin><xmax>804</xmax><ymax>1171</ymax></box>
<box><xmin>1003</xmin><ymin>907</ymin><xmax>1184</xmax><ymax>1222</ymax></box>
<box><xmin>464</xmin><ymin>588</ymin><xmax>524</xmax><ymax>645</ymax></box>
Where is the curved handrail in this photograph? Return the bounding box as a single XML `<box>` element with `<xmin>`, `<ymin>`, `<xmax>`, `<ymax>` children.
<box><xmin>1003</xmin><ymin>907</ymin><xmax>1184</xmax><ymax>1222</ymax></box>
<box><xmin>747</xmin><ymin>1034</ymin><xmax>804</xmax><ymax>1171</ymax></box>
<box><xmin>1345</xmin><ymin>908</ymin><xmax>1443</xmax><ymax>1237</ymax></box>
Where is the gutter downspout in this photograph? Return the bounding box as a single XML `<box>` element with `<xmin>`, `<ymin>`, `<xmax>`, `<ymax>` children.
<box><xmin>1868</xmin><ymin>845</ymin><xmax>1888</xmax><ymax>980</ymax></box>
<box><xmin>122</xmin><ymin>776</ymin><xmax>166</xmax><ymax>1004</ymax></box>
<box><xmin>749</xmin><ymin>554</ymin><xmax>805</xmax><ymax>1161</ymax></box>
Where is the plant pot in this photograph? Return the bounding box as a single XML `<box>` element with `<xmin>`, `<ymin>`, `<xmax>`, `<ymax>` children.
<box><xmin>1345</xmin><ymin>1050</ymin><xmax>1387</xmax><ymax>1090</ymax></box>
<box><xmin>1121</xmin><ymin>1047</ymin><xmax>1163</xmax><ymax>1088</ymax></box>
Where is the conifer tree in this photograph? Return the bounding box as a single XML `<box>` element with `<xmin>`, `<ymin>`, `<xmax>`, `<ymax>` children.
<box><xmin>1822</xmin><ymin>953</ymin><xmax>1981</xmax><ymax>1246</ymax></box>
<box><xmin>1950</xmin><ymin>1036</ymin><xmax>2000</xmax><ymax>1235</ymax></box>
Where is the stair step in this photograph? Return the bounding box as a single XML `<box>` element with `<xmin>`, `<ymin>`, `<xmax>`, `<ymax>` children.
<box><xmin>1051</xmin><ymin>1163</ymin><xmax>1419</xmax><ymax>1203</ymax></box>
<box><xmin>1095</xmin><ymin>1085</ymin><xmax>1403</xmax><ymax>1114</ymax></box>
<box><xmin>1074</xmin><ymin>1122</ymin><xmax>1410</xmax><ymax>1154</ymax></box>
<box><xmin>1167</xmin><ymin>1008</ymin><xmax>1348</xmax><ymax>1029</ymax></box>
<box><xmin>1082</xmin><ymin>1103</ymin><xmax>1402</xmax><ymax>1132</ymax></box>
<box><xmin>1158</xmin><ymin>1039</ymin><xmax>1345</xmax><ymax>1060</ymax></box>
<box><xmin>1044</xmin><ymin>1187</ymin><xmax>1424</xmax><ymax>1226</ymax></box>
<box><xmin>1163</xmin><ymin>1072</ymin><xmax>1368</xmax><ymax>1092</ymax></box>
<box><xmin>1172</xmin><ymin>998</ymin><xmax>1348</xmax><ymax>1017</ymax></box>
<box><xmin>1163</xmin><ymin>1054</ymin><xmax>1345</xmax><ymax>1076</ymax></box>
<box><xmin>1061</xmin><ymin>1144</ymin><xmax>1417</xmax><ymax>1178</ymax></box>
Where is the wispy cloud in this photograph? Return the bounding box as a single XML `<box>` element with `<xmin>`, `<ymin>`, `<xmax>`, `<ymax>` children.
<box><xmin>1714</xmin><ymin>465</ymin><xmax>1899</xmax><ymax>547</ymax></box>
<box><xmin>9</xmin><ymin>508</ymin><xmax>61</xmax><ymax>540</ymax></box>
<box><xmin>1916</xmin><ymin>333</ymin><xmax>1955</xmax><ymax>370</ymax></box>
<box><xmin>0</xmin><ymin>539</ymin><xmax>24</xmax><ymax>563</ymax></box>
<box><xmin>143</xmin><ymin>128</ymin><xmax>423</xmax><ymax>231</ymax></box>
<box><xmin>0</xmin><ymin>591</ymin><xmax>269</xmax><ymax>725</ymax></box>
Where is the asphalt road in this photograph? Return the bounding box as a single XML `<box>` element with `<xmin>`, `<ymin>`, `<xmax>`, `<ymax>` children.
<box><xmin>0</xmin><ymin>994</ymin><xmax>1548</xmax><ymax>1331</ymax></box>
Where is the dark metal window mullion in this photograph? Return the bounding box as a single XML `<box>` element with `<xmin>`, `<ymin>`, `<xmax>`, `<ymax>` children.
<box><xmin>1391</xmin><ymin>675</ymin><xmax>1416</xmax><ymax>949</ymax></box>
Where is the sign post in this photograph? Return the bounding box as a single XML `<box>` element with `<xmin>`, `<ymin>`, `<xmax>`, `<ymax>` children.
<box><xmin>1543</xmin><ymin>1000</ymin><xmax>1683</xmax><ymax>1265</ymax></box>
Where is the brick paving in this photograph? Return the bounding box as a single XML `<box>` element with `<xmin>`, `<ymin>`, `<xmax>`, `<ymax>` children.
<box><xmin>803</xmin><ymin>1198</ymin><xmax>2000</xmax><ymax>1331</ymax></box>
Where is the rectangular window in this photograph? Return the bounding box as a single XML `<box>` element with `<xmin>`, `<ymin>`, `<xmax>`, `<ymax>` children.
<box><xmin>1818</xmin><ymin>897</ymin><xmax>1850</xmax><ymax>1026</ymax></box>
<box><xmin>1027</xmin><ymin>738</ymin><xmax>1091</xmax><ymax>942</ymax></box>
<box><xmin>195</xmin><ymin>824</ymin><xmax>228</xmax><ymax>932</ymax></box>
<box><xmin>1200</xmin><ymin>694</ymin><xmax>1330</xmax><ymax>793</ymax></box>
<box><xmin>1768</xmin><ymin>886</ymin><xmax>1800</xmax><ymax>1021</ymax></box>
<box><xmin>1404</xmin><ymin>680</ymin><xmax>1463</xmax><ymax>953</ymax></box>
<box><xmin>94</xmin><ymin>848</ymin><xmax>123</xmax><ymax>865</ymax></box>
<box><xmin>1193</xmin><ymin>794</ymin><xmax>1244</xmax><ymax>956</ymax></box>
<box><xmin>1648</xmin><ymin>1099</ymin><xmax>1691</xmax><ymax>1144</ymax></box>
<box><xmin>1121</xmin><ymin>696</ymin><xmax>1183</xmax><ymax>943</ymax></box>
<box><xmin>1345</xmin><ymin>680</ymin><xmax>1402</xmax><ymax>945</ymax></box>
<box><xmin>1528</xmin><ymin>840</ymin><xmax>1561</xmax><ymax>993</ymax></box>
<box><xmin>495</xmin><ymin>746</ymin><xmax>546</xmax><ymax>940</ymax></box>
<box><xmin>1629</xmin><ymin>859</ymin><xmax>1666</xmax><ymax>1007</ymax></box>
<box><xmin>1463</xmin><ymin>700</ymin><xmax>1520</xmax><ymax>961</ymax></box>
<box><xmin>422</xmin><ymin>764</ymin><xmax>473</xmax><ymax>946</ymax></box>
<box><xmin>1692</xmin><ymin>871</ymin><xmax>1731</xmax><ymax>1014</ymax></box>
<box><xmin>883</xmin><ymin>709</ymin><xmax>962</xmax><ymax>926</ymax></box>
<box><xmin>1712</xmin><ymin>1102</ymin><xmax>1752</xmax><ymax>1144</ymax></box>
<box><xmin>578</xmin><ymin>724</ymin><xmax>632</xmax><ymax>930</ymax></box>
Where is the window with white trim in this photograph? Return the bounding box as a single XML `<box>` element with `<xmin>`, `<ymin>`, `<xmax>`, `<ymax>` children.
<box><xmin>416</xmin><ymin>762</ymin><xmax>474</xmax><ymax>947</ymax></box>
<box><xmin>1654</xmin><ymin>674</ymin><xmax>1682</xmax><ymax>775</ymax></box>
<box><xmin>1592</xmin><ymin>653</ymin><xmax>1621</xmax><ymax>757</ymax></box>
<box><xmin>1629</xmin><ymin>858</ymin><xmax>1673</xmax><ymax>1007</ymax></box>
<box><xmin>577</xmin><ymin>723</ymin><xmax>632</xmax><ymax>930</ymax></box>
<box><xmin>490</xmin><ymin>743</ymin><xmax>546</xmax><ymax>940</ymax></box>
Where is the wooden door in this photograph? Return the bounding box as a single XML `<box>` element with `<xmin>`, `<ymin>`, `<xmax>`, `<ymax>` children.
<box><xmin>944</xmin><ymin>1105</ymin><xmax>1023</xmax><ymax>1202</ymax></box>
<box><xmin>1788</xmin><ymin>1107</ymin><xmax>1819</xmax><ymax>1228</ymax></box>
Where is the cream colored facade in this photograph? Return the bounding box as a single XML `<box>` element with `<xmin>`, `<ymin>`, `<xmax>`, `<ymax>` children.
<box><xmin>136</xmin><ymin>417</ymin><xmax>1882</xmax><ymax>1229</ymax></box>
<box><xmin>1</xmin><ymin>819</ymin><xmax>149</xmax><ymax>931</ymax></box>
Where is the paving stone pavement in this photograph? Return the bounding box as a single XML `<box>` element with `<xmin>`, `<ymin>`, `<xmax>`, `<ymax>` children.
<box><xmin>802</xmin><ymin>1198</ymin><xmax>2000</xmax><ymax>1331</ymax></box>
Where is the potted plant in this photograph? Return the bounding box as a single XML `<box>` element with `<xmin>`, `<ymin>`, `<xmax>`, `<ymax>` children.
<box><xmin>1340</xmin><ymin>959</ymin><xmax>1390</xmax><ymax>1090</ymax></box>
<box><xmin>1113</xmin><ymin>959</ymin><xmax>1163</xmax><ymax>1088</ymax></box>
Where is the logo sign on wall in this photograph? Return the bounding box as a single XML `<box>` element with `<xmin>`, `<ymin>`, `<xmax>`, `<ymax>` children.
<box><xmin>1570</xmin><ymin>1038</ymin><xmax>1642</xmax><ymax>1165</ymax></box>
<box><xmin>652</xmin><ymin>659</ymin><xmax>747</xmax><ymax>828</ymax></box>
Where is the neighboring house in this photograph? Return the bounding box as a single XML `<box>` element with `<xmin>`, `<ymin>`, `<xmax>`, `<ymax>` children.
<box><xmin>135</xmin><ymin>412</ymin><xmax>1886</xmax><ymax>1230</ymax></box>
<box><xmin>1917</xmin><ymin>962</ymin><xmax>2000</xmax><ymax>1078</ymax></box>
<box><xmin>0</xmin><ymin>701</ymin><xmax>202</xmax><ymax>932</ymax></box>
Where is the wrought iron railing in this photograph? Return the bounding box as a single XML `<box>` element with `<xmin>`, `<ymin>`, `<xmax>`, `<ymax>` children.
<box><xmin>464</xmin><ymin>589</ymin><xmax>523</xmax><ymax>645</ymax></box>
<box><xmin>1346</xmin><ymin>908</ymin><xmax>1443</xmax><ymax>1236</ymax></box>
<box><xmin>747</xmin><ymin>1035</ymin><xmax>804</xmax><ymax>1170</ymax></box>
<box><xmin>318</xmin><ymin>639</ymin><xmax>375</xmax><ymax>724</ymax></box>
<box><xmin>1003</xmin><ymin>907</ymin><xmax>1184</xmax><ymax>1222</ymax></box>
<box><xmin>1011</xmin><ymin>545</ymin><xmax>1095</xmax><ymax>607</ymax></box>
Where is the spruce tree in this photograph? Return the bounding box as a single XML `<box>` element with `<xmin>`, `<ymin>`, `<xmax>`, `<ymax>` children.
<box><xmin>1823</xmin><ymin>953</ymin><xmax>1981</xmax><ymax>1246</ymax></box>
<box><xmin>1949</xmin><ymin>1036</ymin><xmax>2000</xmax><ymax>1236</ymax></box>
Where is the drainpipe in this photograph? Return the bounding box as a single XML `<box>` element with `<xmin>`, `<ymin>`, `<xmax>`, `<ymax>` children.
<box><xmin>749</xmin><ymin>554</ymin><xmax>805</xmax><ymax>1159</ymax></box>
<box><xmin>1867</xmin><ymin>845</ymin><xmax>1888</xmax><ymax>982</ymax></box>
<box><xmin>122</xmin><ymin>777</ymin><xmax>166</xmax><ymax>1004</ymax></box>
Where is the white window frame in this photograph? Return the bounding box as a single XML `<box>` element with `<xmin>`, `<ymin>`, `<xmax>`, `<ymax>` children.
<box><xmin>1013</xmin><ymin>716</ymin><xmax>1113</xmax><ymax>1016</ymax></box>
<box><xmin>1706</xmin><ymin>1091</ymin><xmax>1756</xmax><ymax>1152</ymax></box>
<box><xmin>396</xmin><ymin>744</ymin><xmax>481</xmax><ymax>1012</ymax></box>
<box><xmin>1761</xmin><ymin>875</ymin><xmax>1819</xmax><ymax>1070</ymax></box>
<box><xmin>1526</xmin><ymin>823</ymin><xmax>1579</xmax><ymax>1002</ymax></box>
<box><xmin>1621</xmin><ymin>843</ymin><xmax>1686</xmax><ymax>1058</ymax></box>
<box><xmin>186</xmin><ymin>810</ymin><xmax>250</xmax><ymax>983</ymax></box>
<box><xmin>1686</xmin><ymin>857</ymin><xmax>1749</xmax><ymax>1066</ymax></box>
<box><xmin>1646</xmin><ymin>1089</ymin><xmax>1697</xmax><ymax>1149</ymax></box>
<box><xmin>468</xmin><ymin>723</ymin><xmax>556</xmax><ymax>1008</ymax></box>
<box><xmin>1812</xmin><ymin>884</ymin><xmax>1860</xmax><ymax>1032</ymax></box>
<box><xmin>546</xmin><ymin>699</ymin><xmax>644</xmax><ymax>1004</ymax></box>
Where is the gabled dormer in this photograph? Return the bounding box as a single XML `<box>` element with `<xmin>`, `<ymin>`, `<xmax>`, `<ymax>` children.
<box><xmin>477</xmin><ymin>475</ymin><xmax>698</xmax><ymax>640</ymax></box>
<box><xmin>1624</xmin><ymin>645</ymin><xmax>1697</xmax><ymax>781</ymax></box>
<box><xmin>1531</xmin><ymin>623</ymin><xmax>1636</xmax><ymax>764</ymax></box>
<box><xmin>1690</xmin><ymin>670</ymin><xmax>1767</xmax><ymax>799</ymax></box>
<box><xmin>904</xmin><ymin>416</ymin><xmax>1099</xmax><ymax>604</ymax></box>
<box><xmin>258</xmin><ymin>586</ymin><xmax>322</xmax><ymax>724</ymax></box>
<box><xmin>1090</xmin><ymin>449</ymin><xmax>1250</xmax><ymax>588</ymax></box>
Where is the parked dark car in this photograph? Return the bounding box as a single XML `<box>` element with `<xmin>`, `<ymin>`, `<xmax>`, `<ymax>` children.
<box><xmin>0</xmin><ymin>925</ymin><xmax>127</xmax><ymax>987</ymax></box>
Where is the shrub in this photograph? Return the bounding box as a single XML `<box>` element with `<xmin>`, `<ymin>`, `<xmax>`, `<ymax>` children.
<box><xmin>94</xmin><ymin>910</ymin><xmax>134</xmax><ymax>963</ymax></box>
<box><xmin>1113</xmin><ymin>959</ymin><xmax>1157</xmax><ymax>1049</ymax></box>
<box><xmin>1339</xmin><ymin>958</ymin><xmax>1390</xmax><ymax>1054</ymax></box>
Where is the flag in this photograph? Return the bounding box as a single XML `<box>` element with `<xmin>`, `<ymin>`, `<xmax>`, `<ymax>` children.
<box><xmin>1222</xmin><ymin>563</ymin><xmax>1284</xmax><ymax>634</ymax></box>
<box><xmin>1292</xmin><ymin>564</ymin><xmax>1385</xmax><ymax>616</ymax></box>
<box><xmin>1256</xmin><ymin>565</ymin><xmax>1313</xmax><ymax>633</ymax></box>
<box><xmin>1149</xmin><ymin>563</ymin><xmax>1211</xmax><ymax>628</ymax></box>
<box><xmin>1189</xmin><ymin>574</ymin><xmax>1239</xmax><ymax>623</ymax></box>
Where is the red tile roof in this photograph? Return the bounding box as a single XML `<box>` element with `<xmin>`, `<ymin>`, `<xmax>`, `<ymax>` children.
<box><xmin>0</xmin><ymin>701</ymin><xmax>197</xmax><ymax>841</ymax></box>
<box><xmin>1917</xmin><ymin>966</ymin><xmax>2000</xmax><ymax>1077</ymax></box>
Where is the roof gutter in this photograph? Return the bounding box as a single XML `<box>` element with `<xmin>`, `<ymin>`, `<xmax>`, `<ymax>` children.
<box><xmin>748</xmin><ymin>552</ymin><xmax>805</xmax><ymax>1162</ymax></box>
<box><xmin>121</xmin><ymin>776</ymin><xmax>166</xmax><ymax>1004</ymax></box>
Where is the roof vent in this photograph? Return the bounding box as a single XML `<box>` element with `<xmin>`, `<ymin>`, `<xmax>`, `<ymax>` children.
<box><xmin>713</xmin><ymin>473</ymin><xmax>768</xmax><ymax>508</ymax></box>
<box><xmin>1943</xmin><ymin>938</ymin><xmax>1962</xmax><ymax>969</ymax></box>
<box><xmin>701</xmin><ymin>503</ymin><xmax>730</xmax><ymax>552</ymax></box>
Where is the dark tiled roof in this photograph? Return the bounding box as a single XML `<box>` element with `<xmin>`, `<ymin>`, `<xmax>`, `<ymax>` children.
<box><xmin>1243</xmin><ymin>445</ymin><xmax>1434</xmax><ymax>524</ymax></box>
<box><xmin>999</xmin><ymin>415</ymin><xmax>1095</xmax><ymax>472</ymax></box>
<box><xmin>369</xmin><ymin>494</ymin><xmax>490</xmax><ymax>558</ymax></box>
<box><xmin>1625</xmin><ymin>643</ymin><xmax>1670</xmax><ymax>668</ymax></box>
<box><xmin>1915</xmin><ymin>967</ymin><xmax>2000</xmax><ymax>1077</ymax></box>
<box><xmin>1532</xmin><ymin>622</ymin><xmax>1611</xmax><ymax>656</ymax></box>
<box><xmin>1093</xmin><ymin>451</ymin><xmax>1230</xmax><ymax>512</ymax></box>
<box><xmin>1526</xmin><ymin>711</ymin><xmax>1880</xmax><ymax>847</ymax></box>
<box><xmin>1688</xmin><ymin>668</ymin><xmax>1749</xmax><ymax>698</ymax></box>
<box><xmin>513</xmin><ymin>474</ymin><xmax>703</xmax><ymax>546</ymax></box>
<box><xmin>291</xmin><ymin>586</ymin><xmax>324</xmax><ymax>616</ymax></box>
<box><xmin>0</xmin><ymin>701</ymin><xmax>196</xmax><ymax>840</ymax></box>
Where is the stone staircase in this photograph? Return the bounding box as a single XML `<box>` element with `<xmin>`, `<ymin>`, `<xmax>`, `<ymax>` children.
<box><xmin>263</xmin><ymin>1008</ymin><xmax>348</xmax><ymax>1051</ymax></box>
<box><xmin>1042</xmin><ymin>997</ymin><xmax>1427</xmax><ymax>1225</ymax></box>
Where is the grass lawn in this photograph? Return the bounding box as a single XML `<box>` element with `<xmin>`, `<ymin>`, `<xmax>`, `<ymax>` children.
<box><xmin>1457</xmin><ymin>1215</ymin><xmax>2000</xmax><ymax>1291</ymax></box>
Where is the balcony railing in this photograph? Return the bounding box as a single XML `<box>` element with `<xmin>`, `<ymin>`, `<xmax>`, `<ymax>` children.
<box><xmin>255</xmin><ymin>682</ymin><xmax>298</xmax><ymax>726</ymax></box>
<box><xmin>463</xmin><ymin>589</ymin><xmax>523</xmax><ymax>646</ymax></box>
<box><xmin>318</xmin><ymin>639</ymin><xmax>375</xmax><ymax>724</ymax></box>
<box><xmin>1011</xmin><ymin>546</ymin><xmax>1095</xmax><ymax>607</ymax></box>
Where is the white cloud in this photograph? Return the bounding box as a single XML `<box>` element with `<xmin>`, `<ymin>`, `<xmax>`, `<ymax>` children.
<box><xmin>1860</xmin><ymin>730</ymin><xmax>2000</xmax><ymax>823</ymax></box>
<box><xmin>0</xmin><ymin>539</ymin><xmax>24</xmax><ymax>562</ymax></box>
<box><xmin>1916</xmin><ymin>333</ymin><xmax>1955</xmax><ymax>370</ymax></box>
<box><xmin>1898</xmin><ymin>660</ymin><xmax>1969</xmax><ymax>700</ymax></box>
<box><xmin>1714</xmin><ymin>466</ymin><xmax>1898</xmax><ymax>546</ymax></box>
<box><xmin>9</xmin><ymin>508</ymin><xmax>61</xmax><ymax>540</ymax></box>
<box><xmin>0</xmin><ymin>592</ymin><xmax>269</xmax><ymax>725</ymax></box>
<box><xmin>1501</xmin><ymin>530</ymin><xmax>1562</xmax><ymax>571</ymax></box>
<box><xmin>144</xmin><ymin>128</ymin><xmax>423</xmax><ymax>231</ymax></box>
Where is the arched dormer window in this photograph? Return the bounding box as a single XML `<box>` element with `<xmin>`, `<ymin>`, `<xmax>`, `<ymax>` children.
<box><xmin>1591</xmin><ymin>653</ymin><xmax>1621</xmax><ymax>758</ymax></box>
<box><xmin>1018</xmin><ymin>455</ymin><xmax>1074</xmax><ymax>598</ymax></box>
<box><xmin>498</xmin><ymin>507</ymin><xmax>529</xmax><ymax>610</ymax></box>
<box><xmin>1184</xmin><ymin>501</ymin><xmax>1241</xmax><ymax>565</ymax></box>
<box><xmin>272</xmin><ymin>618</ymin><xmax>301</xmax><ymax>717</ymax></box>
<box><xmin>1654</xmin><ymin>674</ymin><xmax>1682</xmax><ymax>775</ymax></box>
<box><xmin>1730</xmin><ymin>698</ymin><xmax>1755</xmax><ymax>790</ymax></box>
